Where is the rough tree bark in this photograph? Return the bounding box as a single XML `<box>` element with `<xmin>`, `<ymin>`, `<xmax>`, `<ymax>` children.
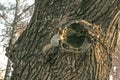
<box><xmin>6</xmin><ymin>0</ymin><xmax>120</xmax><ymax>80</ymax></box>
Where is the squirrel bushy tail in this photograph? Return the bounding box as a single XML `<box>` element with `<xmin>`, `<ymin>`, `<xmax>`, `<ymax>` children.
<box><xmin>42</xmin><ymin>44</ymin><xmax>52</xmax><ymax>53</ymax></box>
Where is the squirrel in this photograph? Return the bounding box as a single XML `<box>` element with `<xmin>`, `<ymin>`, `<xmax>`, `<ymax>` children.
<box><xmin>15</xmin><ymin>28</ymin><xmax>24</xmax><ymax>40</ymax></box>
<box><xmin>42</xmin><ymin>28</ymin><xmax>64</xmax><ymax>53</ymax></box>
<box><xmin>11</xmin><ymin>28</ymin><xmax>24</xmax><ymax>44</ymax></box>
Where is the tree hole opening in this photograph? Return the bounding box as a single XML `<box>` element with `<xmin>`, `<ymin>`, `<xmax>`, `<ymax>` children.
<box><xmin>61</xmin><ymin>22</ymin><xmax>90</xmax><ymax>50</ymax></box>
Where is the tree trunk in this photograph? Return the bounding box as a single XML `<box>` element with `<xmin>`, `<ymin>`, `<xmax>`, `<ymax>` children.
<box><xmin>6</xmin><ymin>0</ymin><xmax>120</xmax><ymax>80</ymax></box>
<box><xmin>4</xmin><ymin>60</ymin><xmax>12</xmax><ymax>80</ymax></box>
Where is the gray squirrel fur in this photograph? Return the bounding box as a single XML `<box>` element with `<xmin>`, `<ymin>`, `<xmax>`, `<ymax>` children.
<box><xmin>42</xmin><ymin>32</ymin><xmax>60</xmax><ymax>53</ymax></box>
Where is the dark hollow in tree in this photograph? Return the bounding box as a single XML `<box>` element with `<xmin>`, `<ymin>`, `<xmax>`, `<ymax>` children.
<box><xmin>6</xmin><ymin>0</ymin><xmax>120</xmax><ymax>80</ymax></box>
